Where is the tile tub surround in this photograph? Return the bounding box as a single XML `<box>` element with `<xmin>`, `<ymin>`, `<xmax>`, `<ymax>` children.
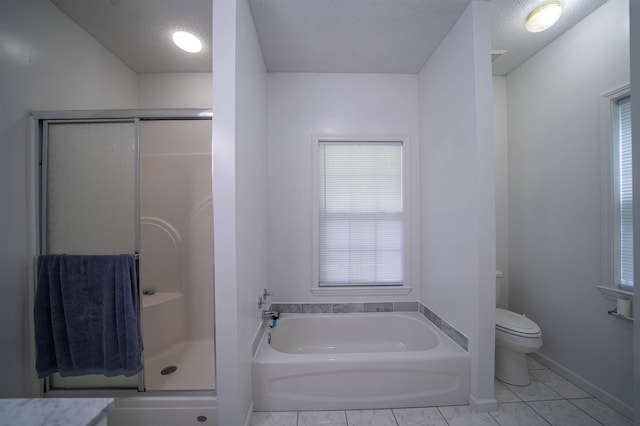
<box><xmin>267</xmin><ymin>301</ymin><xmax>468</xmax><ymax>351</ymax></box>
<box><xmin>269</xmin><ymin>302</ymin><xmax>419</xmax><ymax>314</ymax></box>
<box><xmin>0</xmin><ymin>398</ymin><xmax>114</xmax><ymax>426</ymax></box>
<box><xmin>251</xmin><ymin>355</ymin><xmax>633</xmax><ymax>426</ymax></box>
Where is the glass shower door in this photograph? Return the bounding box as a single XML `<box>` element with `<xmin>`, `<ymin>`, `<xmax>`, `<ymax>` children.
<box><xmin>138</xmin><ymin>119</ymin><xmax>214</xmax><ymax>391</ymax></box>
<box><xmin>42</xmin><ymin>120</ymin><xmax>140</xmax><ymax>390</ymax></box>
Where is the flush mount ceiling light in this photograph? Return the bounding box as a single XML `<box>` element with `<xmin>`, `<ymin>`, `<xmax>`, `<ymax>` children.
<box><xmin>172</xmin><ymin>31</ymin><xmax>202</xmax><ymax>53</ymax></box>
<box><xmin>526</xmin><ymin>1</ymin><xmax>563</xmax><ymax>33</ymax></box>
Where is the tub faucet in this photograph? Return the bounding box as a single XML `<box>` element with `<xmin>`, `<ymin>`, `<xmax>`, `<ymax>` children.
<box><xmin>262</xmin><ymin>310</ymin><xmax>280</xmax><ymax>319</ymax></box>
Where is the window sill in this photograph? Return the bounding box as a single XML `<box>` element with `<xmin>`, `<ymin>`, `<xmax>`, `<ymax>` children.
<box><xmin>608</xmin><ymin>309</ymin><xmax>633</xmax><ymax>321</ymax></box>
<box><xmin>597</xmin><ymin>285</ymin><xmax>633</xmax><ymax>302</ymax></box>
<box><xmin>311</xmin><ymin>286</ymin><xmax>413</xmax><ymax>296</ymax></box>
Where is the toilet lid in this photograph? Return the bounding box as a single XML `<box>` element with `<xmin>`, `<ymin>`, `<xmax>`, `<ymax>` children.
<box><xmin>496</xmin><ymin>308</ymin><xmax>541</xmax><ymax>336</ymax></box>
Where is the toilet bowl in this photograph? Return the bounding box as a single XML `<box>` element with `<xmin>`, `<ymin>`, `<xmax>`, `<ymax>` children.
<box><xmin>495</xmin><ymin>271</ymin><xmax>542</xmax><ymax>386</ymax></box>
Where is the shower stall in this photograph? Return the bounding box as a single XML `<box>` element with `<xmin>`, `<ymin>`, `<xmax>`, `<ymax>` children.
<box><xmin>33</xmin><ymin>110</ymin><xmax>214</xmax><ymax>396</ymax></box>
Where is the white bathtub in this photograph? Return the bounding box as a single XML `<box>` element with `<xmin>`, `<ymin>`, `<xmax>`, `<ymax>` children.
<box><xmin>252</xmin><ymin>312</ymin><xmax>470</xmax><ymax>411</ymax></box>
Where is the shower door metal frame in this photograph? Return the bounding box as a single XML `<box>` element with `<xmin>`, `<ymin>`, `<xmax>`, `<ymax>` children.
<box><xmin>29</xmin><ymin>109</ymin><xmax>213</xmax><ymax>398</ymax></box>
<box><xmin>40</xmin><ymin>117</ymin><xmax>141</xmax><ymax>394</ymax></box>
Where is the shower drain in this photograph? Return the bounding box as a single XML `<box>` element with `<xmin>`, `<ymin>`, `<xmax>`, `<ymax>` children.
<box><xmin>160</xmin><ymin>365</ymin><xmax>177</xmax><ymax>375</ymax></box>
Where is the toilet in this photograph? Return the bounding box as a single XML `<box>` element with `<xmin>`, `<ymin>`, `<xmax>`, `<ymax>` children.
<box><xmin>495</xmin><ymin>270</ymin><xmax>542</xmax><ymax>386</ymax></box>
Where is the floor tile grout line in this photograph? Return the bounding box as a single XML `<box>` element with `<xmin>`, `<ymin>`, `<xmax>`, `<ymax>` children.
<box><xmin>487</xmin><ymin>407</ymin><xmax>500</xmax><ymax>425</ymax></box>
<box><xmin>525</xmin><ymin>398</ymin><xmax>607</xmax><ymax>426</ymax></box>
<box><xmin>513</xmin><ymin>397</ymin><xmax>581</xmax><ymax>403</ymax></box>
<box><xmin>566</xmin><ymin>398</ymin><xmax>608</xmax><ymax>426</ymax></box>
<box><xmin>529</xmin><ymin>368</ymin><xmax>594</xmax><ymax>399</ymax></box>
<box><xmin>389</xmin><ymin>408</ymin><xmax>400</xmax><ymax>426</ymax></box>
<box><xmin>522</xmin><ymin>400</ymin><xmax>555</xmax><ymax>426</ymax></box>
<box><xmin>258</xmin><ymin>399</ymin><xmax>614</xmax><ymax>426</ymax></box>
<box><xmin>526</xmin><ymin>358</ymin><xmax>632</xmax><ymax>422</ymax></box>
<box><xmin>435</xmin><ymin>406</ymin><xmax>451</xmax><ymax>426</ymax></box>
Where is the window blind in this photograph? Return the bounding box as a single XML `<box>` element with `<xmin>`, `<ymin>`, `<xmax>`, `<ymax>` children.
<box><xmin>318</xmin><ymin>141</ymin><xmax>403</xmax><ymax>286</ymax></box>
<box><xmin>618</xmin><ymin>96</ymin><xmax>633</xmax><ymax>288</ymax></box>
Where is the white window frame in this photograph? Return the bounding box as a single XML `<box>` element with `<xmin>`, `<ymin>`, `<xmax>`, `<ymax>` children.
<box><xmin>599</xmin><ymin>85</ymin><xmax>633</xmax><ymax>301</ymax></box>
<box><xmin>311</xmin><ymin>135</ymin><xmax>413</xmax><ymax>296</ymax></box>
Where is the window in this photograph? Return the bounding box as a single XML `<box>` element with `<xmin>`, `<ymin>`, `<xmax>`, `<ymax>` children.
<box><xmin>615</xmin><ymin>96</ymin><xmax>632</xmax><ymax>290</ymax></box>
<box><xmin>312</xmin><ymin>137</ymin><xmax>411</xmax><ymax>293</ymax></box>
<box><xmin>599</xmin><ymin>87</ymin><xmax>633</xmax><ymax>301</ymax></box>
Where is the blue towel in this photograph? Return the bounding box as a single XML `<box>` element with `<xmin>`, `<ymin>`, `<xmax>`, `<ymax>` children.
<box><xmin>34</xmin><ymin>254</ymin><xmax>143</xmax><ymax>378</ymax></box>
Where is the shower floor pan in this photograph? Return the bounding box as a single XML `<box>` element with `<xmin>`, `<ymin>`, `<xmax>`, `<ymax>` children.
<box><xmin>144</xmin><ymin>339</ymin><xmax>215</xmax><ymax>391</ymax></box>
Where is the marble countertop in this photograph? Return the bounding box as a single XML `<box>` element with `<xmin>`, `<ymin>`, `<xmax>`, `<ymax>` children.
<box><xmin>0</xmin><ymin>398</ymin><xmax>114</xmax><ymax>426</ymax></box>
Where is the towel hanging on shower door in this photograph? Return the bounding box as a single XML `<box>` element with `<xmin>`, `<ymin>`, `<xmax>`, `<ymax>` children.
<box><xmin>34</xmin><ymin>253</ymin><xmax>143</xmax><ymax>378</ymax></box>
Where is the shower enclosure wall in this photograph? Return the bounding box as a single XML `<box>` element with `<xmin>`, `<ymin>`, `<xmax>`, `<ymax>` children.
<box><xmin>34</xmin><ymin>111</ymin><xmax>214</xmax><ymax>395</ymax></box>
<box><xmin>139</xmin><ymin>120</ymin><xmax>214</xmax><ymax>391</ymax></box>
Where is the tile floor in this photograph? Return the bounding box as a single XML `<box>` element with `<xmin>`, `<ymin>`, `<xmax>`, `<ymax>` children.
<box><xmin>250</xmin><ymin>356</ymin><xmax>632</xmax><ymax>426</ymax></box>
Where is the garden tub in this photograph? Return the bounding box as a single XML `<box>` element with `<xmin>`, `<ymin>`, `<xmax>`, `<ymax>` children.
<box><xmin>252</xmin><ymin>312</ymin><xmax>470</xmax><ymax>411</ymax></box>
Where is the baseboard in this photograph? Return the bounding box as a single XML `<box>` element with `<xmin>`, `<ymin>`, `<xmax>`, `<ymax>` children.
<box><xmin>469</xmin><ymin>394</ymin><xmax>497</xmax><ymax>413</ymax></box>
<box><xmin>243</xmin><ymin>401</ymin><xmax>254</xmax><ymax>426</ymax></box>
<box><xmin>530</xmin><ymin>352</ymin><xmax>634</xmax><ymax>420</ymax></box>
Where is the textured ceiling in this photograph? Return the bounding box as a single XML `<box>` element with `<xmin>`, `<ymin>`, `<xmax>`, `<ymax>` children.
<box><xmin>50</xmin><ymin>0</ymin><xmax>610</xmax><ymax>76</ymax></box>
<box><xmin>248</xmin><ymin>0</ymin><xmax>471</xmax><ymax>74</ymax></box>
<box><xmin>50</xmin><ymin>0</ymin><xmax>212</xmax><ymax>74</ymax></box>
<box><xmin>490</xmin><ymin>0</ymin><xmax>608</xmax><ymax>75</ymax></box>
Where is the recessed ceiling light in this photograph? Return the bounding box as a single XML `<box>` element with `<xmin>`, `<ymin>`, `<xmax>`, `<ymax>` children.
<box><xmin>172</xmin><ymin>31</ymin><xmax>202</xmax><ymax>53</ymax></box>
<box><xmin>526</xmin><ymin>1</ymin><xmax>563</xmax><ymax>33</ymax></box>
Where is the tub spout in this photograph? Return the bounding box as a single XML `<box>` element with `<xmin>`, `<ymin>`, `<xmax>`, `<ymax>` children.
<box><xmin>262</xmin><ymin>310</ymin><xmax>280</xmax><ymax>319</ymax></box>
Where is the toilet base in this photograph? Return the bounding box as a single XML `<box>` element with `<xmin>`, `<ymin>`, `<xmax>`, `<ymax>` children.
<box><xmin>495</xmin><ymin>345</ymin><xmax>530</xmax><ymax>386</ymax></box>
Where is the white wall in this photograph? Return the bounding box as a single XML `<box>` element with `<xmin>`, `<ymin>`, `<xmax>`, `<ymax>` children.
<box><xmin>137</xmin><ymin>73</ymin><xmax>212</xmax><ymax>108</ymax></box>
<box><xmin>0</xmin><ymin>0</ymin><xmax>137</xmax><ymax>397</ymax></box>
<box><xmin>419</xmin><ymin>1</ymin><xmax>495</xmax><ymax>411</ymax></box>
<box><xmin>506</xmin><ymin>0</ymin><xmax>632</xmax><ymax>414</ymax></box>
<box><xmin>493</xmin><ymin>76</ymin><xmax>509</xmax><ymax>309</ymax></box>
<box><xmin>267</xmin><ymin>73</ymin><xmax>421</xmax><ymax>303</ymax></box>
<box><xmin>235</xmin><ymin>0</ymin><xmax>268</xmax><ymax>418</ymax></box>
<box><xmin>212</xmin><ymin>0</ymin><xmax>268</xmax><ymax>423</ymax></box>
